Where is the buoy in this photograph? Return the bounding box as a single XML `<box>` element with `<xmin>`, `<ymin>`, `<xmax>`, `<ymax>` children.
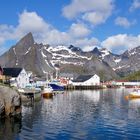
<box><xmin>124</xmin><ymin>95</ymin><xmax>129</xmax><ymax>100</ymax></box>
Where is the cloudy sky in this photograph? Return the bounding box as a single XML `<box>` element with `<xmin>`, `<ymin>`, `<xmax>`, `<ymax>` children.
<box><xmin>0</xmin><ymin>0</ymin><xmax>140</xmax><ymax>54</ymax></box>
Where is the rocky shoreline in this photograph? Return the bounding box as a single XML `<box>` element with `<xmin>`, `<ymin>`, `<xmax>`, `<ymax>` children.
<box><xmin>0</xmin><ymin>85</ymin><xmax>21</xmax><ymax>118</ymax></box>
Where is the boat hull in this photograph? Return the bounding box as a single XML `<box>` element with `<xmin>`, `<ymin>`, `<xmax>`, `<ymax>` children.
<box><xmin>128</xmin><ymin>93</ymin><xmax>140</xmax><ymax>99</ymax></box>
<box><xmin>49</xmin><ymin>83</ymin><xmax>64</xmax><ymax>93</ymax></box>
<box><xmin>42</xmin><ymin>86</ymin><xmax>53</xmax><ymax>99</ymax></box>
<box><xmin>42</xmin><ymin>93</ymin><xmax>53</xmax><ymax>98</ymax></box>
<box><xmin>18</xmin><ymin>88</ymin><xmax>41</xmax><ymax>102</ymax></box>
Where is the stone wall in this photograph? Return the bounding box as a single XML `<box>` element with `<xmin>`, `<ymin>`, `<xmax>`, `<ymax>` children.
<box><xmin>0</xmin><ymin>85</ymin><xmax>21</xmax><ymax>117</ymax></box>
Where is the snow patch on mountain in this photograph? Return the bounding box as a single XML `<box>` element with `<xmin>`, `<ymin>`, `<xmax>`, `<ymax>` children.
<box><xmin>128</xmin><ymin>49</ymin><xmax>137</xmax><ymax>56</ymax></box>
<box><xmin>13</xmin><ymin>48</ymin><xmax>16</xmax><ymax>55</ymax></box>
<box><xmin>48</xmin><ymin>45</ymin><xmax>69</xmax><ymax>52</ymax></box>
<box><xmin>24</xmin><ymin>47</ymin><xmax>31</xmax><ymax>55</ymax></box>
<box><xmin>45</xmin><ymin>59</ymin><xmax>52</xmax><ymax>69</ymax></box>
<box><xmin>16</xmin><ymin>60</ymin><xmax>18</xmax><ymax>66</ymax></box>
<box><xmin>47</xmin><ymin>45</ymin><xmax>92</xmax><ymax>60</ymax></box>
<box><xmin>13</xmin><ymin>48</ymin><xmax>19</xmax><ymax>65</ymax></box>
<box><xmin>42</xmin><ymin>67</ymin><xmax>47</xmax><ymax>74</ymax></box>
<box><xmin>99</xmin><ymin>48</ymin><xmax>110</xmax><ymax>59</ymax></box>
<box><xmin>41</xmin><ymin>50</ymin><xmax>47</xmax><ymax>58</ymax></box>
<box><xmin>113</xmin><ymin>65</ymin><xmax>130</xmax><ymax>71</ymax></box>
<box><xmin>114</xmin><ymin>58</ymin><xmax>121</xmax><ymax>63</ymax></box>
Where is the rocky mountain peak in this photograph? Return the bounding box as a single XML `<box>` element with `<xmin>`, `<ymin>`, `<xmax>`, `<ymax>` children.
<box><xmin>68</xmin><ymin>45</ymin><xmax>82</xmax><ymax>52</ymax></box>
<box><xmin>2</xmin><ymin>33</ymin><xmax>140</xmax><ymax>79</ymax></box>
<box><xmin>91</xmin><ymin>47</ymin><xmax>101</xmax><ymax>56</ymax></box>
<box><xmin>16</xmin><ymin>32</ymin><xmax>34</xmax><ymax>48</ymax></box>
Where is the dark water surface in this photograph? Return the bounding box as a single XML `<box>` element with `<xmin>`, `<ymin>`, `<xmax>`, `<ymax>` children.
<box><xmin>1</xmin><ymin>89</ymin><xmax>140</xmax><ymax>140</ymax></box>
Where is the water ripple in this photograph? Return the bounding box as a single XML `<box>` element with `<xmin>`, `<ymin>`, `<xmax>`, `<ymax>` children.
<box><xmin>1</xmin><ymin>89</ymin><xmax>140</xmax><ymax>140</ymax></box>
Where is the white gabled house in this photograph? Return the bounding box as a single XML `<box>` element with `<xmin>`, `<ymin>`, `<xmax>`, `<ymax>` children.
<box><xmin>72</xmin><ymin>74</ymin><xmax>100</xmax><ymax>86</ymax></box>
<box><xmin>3</xmin><ymin>68</ymin><xmax>29</xmax><ymax>88</ymax></box>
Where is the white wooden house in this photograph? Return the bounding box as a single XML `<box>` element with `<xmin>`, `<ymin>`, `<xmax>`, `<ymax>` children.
<box><xmin>3</xmin><ymin>68</ymin><xmax>29</xmax><ymax>88</ymax></box>
<box><xmin>72</xmin><ymin>74</ymin><xmax>100</xmax><ymax>86</ymax></box>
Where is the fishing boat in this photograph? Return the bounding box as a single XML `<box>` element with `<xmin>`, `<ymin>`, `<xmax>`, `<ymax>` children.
<box><xmin>128</xmin><ymin>89</ymin><xmax>140</xmax><ymax>99</ymax></box>
<box><xmin>49</xmin><ymin>83</ymin><xmax>64</xmax><ymax>94</ymax></box>
<box><xmin>42</xmin><ymin>86</ymin><xmax>53</xmax><ymax>98</ymax></box>
<box><xmin>41</xmin><ymin>73</ymin><xmax>54</xmax><ymax>98</ymax></box>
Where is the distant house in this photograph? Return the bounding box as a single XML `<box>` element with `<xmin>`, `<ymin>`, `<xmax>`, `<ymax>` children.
<box><xmin>109</xmin><ymin>80</ymin><xmax>140</xmax><ymax>86</ymax></box>
<box><xmin>59</xmin><ymin>73</ymin><xmax>74</xmax><ymax>85</ymax></box>
<box><xmin>59</xmin><ymin>73</ymin><xmax>74</xmax><ymax>80</ymax></box>
<box><xmin>3</xmin><ymin>68</ymin><xmax>29</xmax><ymax>88</ymax></box>
<box><xmin>72</xmin><ymin>74</ymin><xmax>100</xmax><ymax>86</ymax></box>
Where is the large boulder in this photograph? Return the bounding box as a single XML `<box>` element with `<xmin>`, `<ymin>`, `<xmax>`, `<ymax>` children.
<box><xmin>0</xmin><ymin>99</ymin><xmax>4</xmax><ymax>117</ymax></box>
<box><xmin>0</xmin><ymin>85</ymin><xmax>21</xmax><ymax>117</ymax></box>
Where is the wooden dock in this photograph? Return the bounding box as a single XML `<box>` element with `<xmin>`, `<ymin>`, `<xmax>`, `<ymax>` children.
<box><xmin>64</xmin><ymin>85</ymin><xmax>104</xmax><ymax>90</ymax></box>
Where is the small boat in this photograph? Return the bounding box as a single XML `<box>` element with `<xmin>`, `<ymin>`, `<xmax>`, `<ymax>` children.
<box><xmin>49</xmin><ymin>83</ymin><xmax>64</xmax><ymax>94</ymax></box>
<box><xmin>42</xmin><ymin>86</ymin><xmax>53</xmax><ymax>98</ymax></box>
<box><xmin>18</xmin><ymin>87</ymin><xmax>41</xmax><ymax>102</ymax></box>
<box><xmin>128</xmin><ymin>89</ymin><xmax>140</xmax><ymax>99</ymax></box>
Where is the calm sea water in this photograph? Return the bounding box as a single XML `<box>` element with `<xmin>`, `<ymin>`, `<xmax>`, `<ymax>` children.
<box><xmin>1</xmin><ymin>88</ymin><xmax>140</xmax><ymax>140</ymax></box>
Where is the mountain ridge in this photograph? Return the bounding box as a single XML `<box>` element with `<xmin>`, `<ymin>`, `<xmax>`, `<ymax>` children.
<box><xmin>1</xmin><ymin>32</ymin><xmax>140</xmax><ymax>80</ymax></box>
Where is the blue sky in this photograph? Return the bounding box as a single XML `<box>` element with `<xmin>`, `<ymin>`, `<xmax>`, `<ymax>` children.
<box><xmin>0</xmin><ymin>0</ymin><xmax>140</xmax><ymax>54</ymax></box>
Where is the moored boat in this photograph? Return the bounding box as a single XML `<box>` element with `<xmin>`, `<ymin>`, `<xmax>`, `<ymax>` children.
<box><xmin>18</xmin><ymin>87</ymin><xmax>41</xmax><ymax>102</ymax></box>
<box><xmin>128</xmin><ymin>89</ymin><xmax>140</xmax><ymax>99</ymax></box>
<box><xmin>42</xmin><ymin>86</ymin><xmax>53</xmax><ymax>98</ymax></box>
<box><xmin>49</xmin><ymin>83</ymin><xmax>64</xmax><ymax>94</ymax></box>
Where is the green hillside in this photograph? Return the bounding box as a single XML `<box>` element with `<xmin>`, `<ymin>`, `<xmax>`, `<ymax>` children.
<box><xmin>122</xmin><ymin>70</ymin><xmax>140</xmax><ymax>81</ymax></box>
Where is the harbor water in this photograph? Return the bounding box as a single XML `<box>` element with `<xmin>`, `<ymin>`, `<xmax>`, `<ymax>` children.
<box><xmin>1</xmin><ymin>88</ymin><xmax>140</xmax><ymax>140</ymax></box>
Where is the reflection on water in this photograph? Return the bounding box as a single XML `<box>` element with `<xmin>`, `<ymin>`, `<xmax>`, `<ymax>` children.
<box><xmin>0</xmin><ymin>117</ymin><xmax>22</xmax><ymax>140</ymax></box>
<box><xmin>1</xmin><ymin>89</ymin><xmax>140</xmax><ymax>140</ymax></box>
<box><xmin>82</xmin><ymin>90</ymin><xmax>100</xmax><ymax>103</ymax></box>
<box><xmin>128</xmin><ymin>99</ymin><xmax>140</xmax><ymax>119</ymax></box>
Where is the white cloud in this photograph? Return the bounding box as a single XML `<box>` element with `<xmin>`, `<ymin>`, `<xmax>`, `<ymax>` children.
<box><xmin>69</xmin><ymin>23</ymin><xmax>90</xmax><ymax>38</ymax></box>
<box><xmin>101</xmin><ymin>34</ymin><xmax>140</xmax><ymax>53</ymax></box>
<box><xmin>0</xmin><ymin>11</ymin><xmax>71</xmax><ymax>46</ymax></box>
<box><xmin>82</xmin><ymin>45</ymin><xmax>98</xmax><ymax>52</ymax></box>
<box><xmin>0</xmin><ymin>10</ymin><xmax>101</xmax><ymax>54</ymax></box>
<box><xmin>14</xmin><ymin>10</ymin><xmax>52</xmax><ymax>40</ymax></box>
<box><xmin>62</xmin><ymin>0</ymin><xmax>114</xmax><ymax>25</ymax></box>
<box><xmin>0</xmin><ymin>25</ymin><xmax>15</xmax><ymax>54</ymax></box>
<box><xmin>74</xmin><ymin>37</ymin><xmax>100</xmax><ymax>51</ymax></box>
<box><xmin>0</xmin><ymin>25</ymin><xmax>15</xmax><ymax>43</ymax></box>
<box><xmin>115</xmin><ymin>17</ymin><xmax>136</xmax><ymax>28</ymax></box>
<box><xmin>15</xmin><ymin>11</ymin><xmax>92</xmax><ymax>45</ymax></box>
<box><xmin>1</xmin><ymin>10</ymin><xmax>140</xmax><ymax>56</ymax></box>
<box><xmin>44</xmin><ymin>29</ymin><xmax>71</xmax><ymax>45</ymax></box>
<box><xmin>82</xmin><ymin>11</ymin><xmax>110</xmax><ymax>25</ymax></box>
<box><xmin>130</xmin><ymin>0</ymin><xmax>140</xmax><ymax>11</ymax></box>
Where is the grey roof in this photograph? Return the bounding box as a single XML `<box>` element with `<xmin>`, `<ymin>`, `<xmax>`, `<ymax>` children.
<box><xmin>73</xmin><ymin>75</ymin><xmax>94</xmax><ymax>82</ymax></box>
<box><xmin>3</xmin><ymin>68</ymin><xmax>22</xmax><ymax>77</ymax></box>
<box><xmin>59</xmin><ymin>73</ymin><xmax>74</xmax><ymax>78</ymax></box>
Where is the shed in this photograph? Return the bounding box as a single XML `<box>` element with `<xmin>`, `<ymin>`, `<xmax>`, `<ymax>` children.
<box><xmin>72</xmin><ymin>74</ymin><xmax>100</xmax><ymax>86</ymax></box>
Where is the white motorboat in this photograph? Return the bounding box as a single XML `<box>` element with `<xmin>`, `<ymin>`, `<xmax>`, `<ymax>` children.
<box><xmin>128</xmin><ymin>89</ymin><xmax>140</xmax><ymax>99</ymax></box>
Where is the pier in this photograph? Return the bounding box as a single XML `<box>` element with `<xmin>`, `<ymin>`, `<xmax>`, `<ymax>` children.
<box><xmin>64</xmin><ymin>85</ymin><xmax>104</xmax><ymax>90</ymax></box>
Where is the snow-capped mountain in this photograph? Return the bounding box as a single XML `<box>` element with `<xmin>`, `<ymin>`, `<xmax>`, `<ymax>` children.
<box><xmin>0</xmin><ymin>33</ymin><xmax>117</xmax><ymax>80</ymax></box>
<box><xmin>92</xmin><ymin>46</ymin><xmax>140</xmax><ymax>76</ymax></box>
<box><xmin>1</xmin><ymin>32</ymin><xmax>140</xmax><ymax>79</ymax></box>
